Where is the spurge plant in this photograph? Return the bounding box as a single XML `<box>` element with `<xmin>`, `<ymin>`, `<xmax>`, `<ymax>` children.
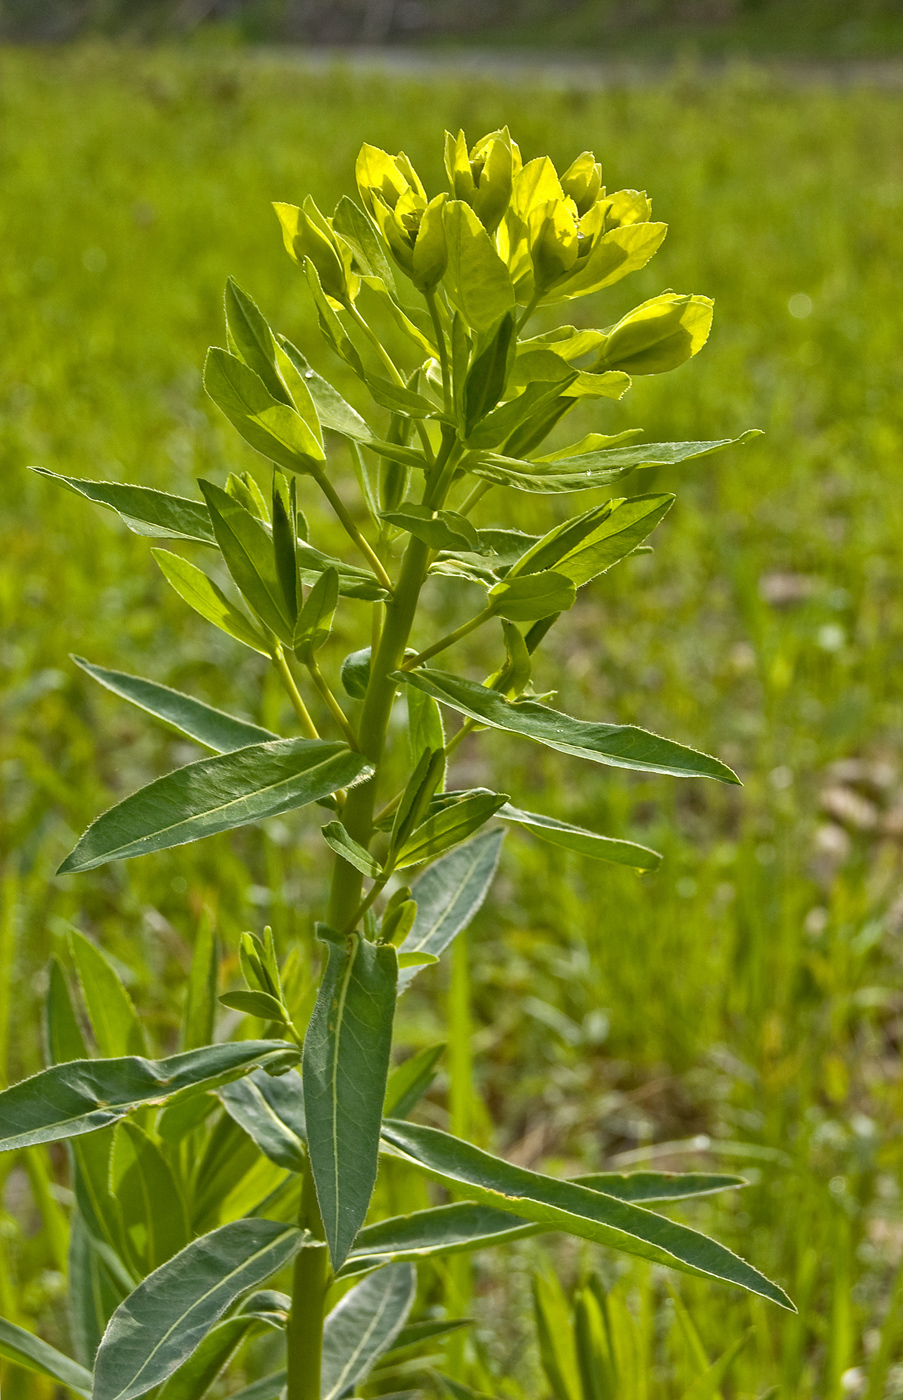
<box><xmin>2</xmin><ymin>128</ymin><xmax>790</xmax><ymax>1400</ymax></box>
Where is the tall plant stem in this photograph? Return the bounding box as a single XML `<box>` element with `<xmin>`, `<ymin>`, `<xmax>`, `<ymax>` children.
<box><xmin>326</xmin><ymin>430</ymin><xmax>461</xmax><ymax>932</ymax></box>
<box><xmin>286</xmin><ymin>1153</ymin><xmax>330</xmax><ymax>1400</ymax></box>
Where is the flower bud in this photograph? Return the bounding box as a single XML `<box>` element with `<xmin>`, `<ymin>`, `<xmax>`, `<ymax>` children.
<box><xmin>560</xmin><ymin>151</ymin><xmax>603</xmax><ymax>217</ymax></box>
<box><xmin>593</xmin><ymin>293</ymin><xmax>714</xmax><ymax>375</ymax></box>
<box><xmin>412</xmin><ymin>193</ymin><xmax>448</xmax><ymax>292</ymax></box>
<box><xmin>528</xmin><ymin>199</ymin><xmax>579</xmax><ymax>294</ymax></box>
<box><xmin>356</xmin><ymin>142</ymin><xmax>426</xmax><ymax>216</ymax></box>
<box><xmin>273</xmin><ymin>198</ymin><xmax>357</xmax><ymax>305</ymax></box>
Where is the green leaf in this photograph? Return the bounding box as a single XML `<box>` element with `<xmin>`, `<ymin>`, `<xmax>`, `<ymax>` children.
<box><xmin>181</xmin><ymin>913</ymin><xmax>218</xmax><ymax>1052</ymax></box>
<box><xmin>499</xmin><ymin>805</ymin><xmax>661</xmax><ymax>871</ymax></box>
<box><xmin>73</xmin><ymin>656</ymin><xmax>277</xmax><ymax>753</ymax></box>
<box><xmin>333</xmin><ymin>195</ymin><xmax>398</xmax><ymax>291</ymax></box>
<box><xmin>389</xmin><ymin>747</ymin><xmax>446</xmax><ymax>856</ymax></box>
<box><xmin>68</xmin><ymin>1210</ymin><xmax>126</xmax><ymax>1367</ymax></box>
<box><xmin>487</xmin><ymin>571</ymin><xmax>576</xmax><ymax>621</ymax></box>
<box><xmin>272</xmin><ymin>471</ymin><xmax>298</xmax><ymax>616</ymax></box>
<box><xmin>153</xmin><ymin>549</ymin><xmax>269</xmax><ymax>655</ymax></box>
<box><xmin>92</xmin><ymin>1220</ymin><xmax>308</xmax><ymax>1400</ymax></box>
<box><xmin>467</xmin><ymin>380</ymin><xmax>577</xmax><ymax>453</ymax></box>
<box><xmin>199</xmin><ymin>479</ymin><xmax>293</xmax><ymax>642</ymax></box>
<box><xmin>398</xmin><ymin>950</ymin><xmax>439</xmax><ymax>968</ymax></box>
<box><xmin>58</xmin><ymin>737</ymin><xmax>372</xmax><ymax>873</ymax></box>
<box><xmin>343</xmin><ymin>1202</ymin><xmax>534</xmax><ymax>1274</ymax></box>
<box><xmin>204</xmin><ymin>347</ymin><xmax>325</xmax><ymax>474</ymax></box>
<box><xmin>383</xmin><ymin>1316</ymin><xmax>472</xmax><ymax>1357</ymax></box>
<box><xmin>0</xmin><ymin>1041</ymin><xmax>297</xmax><ymax>1152</ymax></box>
<box><xmin>382</xmin><ymin>504</ymin><xmax>479</xmax><ymax>553</ymax></box>
<box><xmin>384</xmin><ymin>1043</ymin><xmax>445</xmax><ymax>1119</ymax></box>
<box><xmin>321</xmin><ymin>821</ymin><xmax>382</xmax><ymax>878</ymax></box>
<box><xmin>227</xmin><ymin>1374</ymin><xmax>287</xmax><ymax>1400</ymax></box>
<box><xmin>293</xmin><ymin>566</ymin><xmax>338</xmax><ymax>660</ymax></box>
<box><xmin>156</xmin><ymin>1315</ymin><xmax>261</xmax><ymax>1400</ymax></box>
<box><xmin>0</xmin><ymin>1316</ymin><xmax>92</xmax><ymax>1397</ymax></box>
<box><xmin>470</xmin><ymin>432</ymin><xmax>761</xmax><ymax>494</ymax></box>
<box><xmin>295</xmin><ymin>541</ymin><xmax>389</xmax><ymax>602</ymax></box>
<box><xmin>70</xmin><ymin>930</ymin><xmax>147</xmax><ymax>1058</ymax></box>
<box><xmin>507</xmin><ymin>494</ymin><xmax>674</xmax><ymax>588</ymax></box>
<box><xmin>395</xmin><ymin>791</ymin><xmax>508</xmax><ymax>869</ymax></box>
<box><xmin>321</xmin><ymin>1263</ymin><xmax>416</xmax><ymax>1400</ymax></box>
<box><xmin>71</xmin><ymin>1130</ymin><xmax>135</xmax><ymax>1275</ymax></box>
<box><xmin>395</xmin><ymin>670</ymin><xmax>739</xmax><ymax>784</ymax></box>
<box><xmin>111</xmin><ymin>1119</ymin><xmax>191</xmax><ymax>1272</ymax></box>
<box><xmin>407</xmin><ymin>679</ymin><xmax>446</xmax><ymax>767</ymax></box>
<box><xmin>380</xmin><ymin>1121</ymin><xmax>793</xmax><ymax>1308</ymax></box>
<box><xmin>224</xmin><ymin>278</ymin><xmax>291</xmax><ymax>406</ymax></box>
<box><xmin>397</xmin><ymin>830</ymin><xmax>503</xmax><ymax>991</ymax></box>
<box><xmin>443</xmin><ymin>201</ymin><xmax>515</xmax><ymax>333</ymax></box>
<box><xmin>31</xmin><ymin>468</ymin><xmax>216</xmax><ymax>545</ymax></box>
<box><xmin>218</xmin><ymin>1066</ymin><xmax>306</xmax><ymax>1173</ymax></box>
<box><xmin>219</xmin><ymin>990</ymin><xmax>287</xmax><ymax>1021</ymax></box>
<box><xmin>366</xmin><ymin>375</ymin><xmax>439</xmax><ymax>419</ymax></box>
<box><xmin>303</xmin><ymin>928</ymin><xmax>398</xmax><ymax>1269</ymax></box>
<box><xmin>46</xmin><ymin>957</ymin><xmax>89</xmax><ymax>1064</ymax></box>
<box><xmin>341</xmin><ymin>646</ymin><xmax>371</xmax><ymax>699</ymax></box>
<box><xmin>462</xmin><ymin>309</ymin><xmax>517</xmax><ymax>436</ymax></box>
<box><xmin>577</xmin><ymin>1171</ymin><xmax>746</xmax><ymax>1202</ymax></box>
<box><xmin>534</xmin><ymin>1272</ymin><xmax>582</xmax><ymax>1400</ymax></box>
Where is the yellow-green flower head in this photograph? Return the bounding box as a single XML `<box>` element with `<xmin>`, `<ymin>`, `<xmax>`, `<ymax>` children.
<box><xmin>355</xmin><ymin>143</ymin><xmax>426</xmax><ymax>216</ymax></box>
<box><xmin>354</xmin><ymin>144</ymin><xmax>446</xmax><ymax>292</ymax></box>
<box><xmin>593</xmin><ymin>293</ymin><xmax>714</xmax><ymax>375</ymax></box>
<box><xmin>444</xmin><ymin>127</ymin><xmax>521</xmax><ymax>234</ymax></box>
<box><xmin>273</xmin><ymin>196</ymin><xmax>359</xmax><ymax>306</ymax></box>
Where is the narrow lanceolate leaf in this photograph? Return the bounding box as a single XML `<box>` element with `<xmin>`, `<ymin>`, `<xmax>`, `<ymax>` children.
<box><xmin>153</xmin><ymin>549</ymin><xmax>269</xmax><ymax>655</ymax></box>
<box><xmin>468</xmin><ymin>432</ymin><xmax>760</xmax><ymax>493</ymax></box>
<box><xmin>321</xmin><ymin>1264</ymin><xmax>416</xmax><ymax>1400</ymax></box>
<box><xmin>73</xmin><ymin>657</ymin><xmax>277</xmax><ymax>753</ymax></box>
<box><xmin>395</xmin><ymin>791</ymin><xmax>508</xmax><ymax>869</ymax></box>
<box><xmin>92</xmin><ymin>1220</ymin><xmax>308</xmax><ymax>1400</ymax></box>
<box><xmin>321</xmin><ymin>820</ymin><xmax>382</xmax><ymax>878</ymax></box>
<box><xmin>397</xmin><ymin>830</ymin><xmax>503</xmax><ymax>992</ymax></box>
<box><xmin>31</xmin><ymin>468</ymin><xmax>216</xmax><ymax>545</ymax></box>
<box><xmin>395</xmin><ymin>670</ymin><xmax>739</xmax><ymax>784</ymax></box>
<box><xmin>303</xmin><ymin>928</ymin><xmax>398</xmax><ymax>1270</ymax></box>
<box><xmin>204</xmin><ymin>347</ymin><xmax>326</xmax><ymax>474</ymax></box>
<box><xmin>506</xmin><ymin>493</ymin><xmax>674</xmax><ymax>589</ymax></box>
<box><xmin>342</xmin><ymin>1174</ymin><xmax>743</xmax><ymax>1275</ymax></box>
<box><xmin>499</xmin><ymin>805</ymin><xmax>661</xmax><ymax>871</ymax></box>
<box><xmin>58</xmin><ymin>738</ymin><xmax>372</xmax><ymax>873</ymax></box>
<box><xmin>380</xmin><ymin>1122</ymin><xmax>793</xmax><ymax>1309</ymax></box>
<box><xmin>0</xmin><ymin>1317</ymin><xmax>93</xmax><ymax>1397</ymax></box>
<box><xmin>0</xmin><ymin>1041</ymin><xmax>297</xmax><ymax>1152</ymax></box>
<box><xmin>218</xmin><ymin>1066</ymin><xmax>306</xmax><ymax>1172</ymax></box>
<box><xmin>156</xmin><ymin>1315</ymin><xmax>260</xmax><ymax>1400</ymax></box>
<box><xmin>199</xmin><ymin>479</ymin><xmax>294</xmax><ymax>642</ymax></box>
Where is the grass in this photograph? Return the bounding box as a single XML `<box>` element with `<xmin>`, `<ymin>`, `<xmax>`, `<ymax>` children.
<box><xmin>2</xmin><ymin>42</ymin><xmax>903</xmax><ymax>1398</ymax></box>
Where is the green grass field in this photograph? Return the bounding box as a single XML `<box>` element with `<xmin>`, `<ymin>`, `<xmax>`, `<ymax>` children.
<box><xmin>3</xmin><ymin>43</ymin><xmax>903</xmax><ymax>1398</ymax></box>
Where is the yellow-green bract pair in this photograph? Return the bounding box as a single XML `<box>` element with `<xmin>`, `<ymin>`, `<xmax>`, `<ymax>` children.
<box><xmin>272</xmin><ymin>128</ymin><xmax>712</xmax><ymax>378</ymax></box>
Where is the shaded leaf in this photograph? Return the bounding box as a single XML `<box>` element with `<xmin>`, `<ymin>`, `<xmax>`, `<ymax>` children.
<box><xmin>395</xmin><ymin>791</ymin><xmax>508</xmax><ymax>869</ymax></box>
<box><xmin>303</xmin><ymin>929</ymin><xmax>397</xmax><ymax>1269</ymax></box>
<box><xmin>380</xmin><ymin>1121</ymin><xmax>793</xmax><ymax>1308</ymax></box>
<box><xmin>31</xmin><ymin>468</ymin><xmax>216</xmax><ymax>545</ymax></box>
<box><xmin>59</xmin><ymin>738</ymin><xmax>372</xmax><ymax>873</ymax></box>
<box><xmin>499</xmin><ymin>804</ymin><xmax>661</xmax><ymax>871</ymax></box>
<box><xmin>395</xmin><ymin>670</ymin><xmax>739</xmax><ymax>784</ymax></box>
<box><xmin>73</xmin><ymin>657</ymin><xmax>277</xmax><ymax>753</ymax></box>
<box><xmin>93</xmin><ymin>1220</ymin><xmax>307</xmax><ymax>1400</ymax></box>
<box><xmin>321</xmin><ymin>1263</ymin><xmax>416</xmax><ymax>1400</ymax></box>
<box><xmin>321</xmin><ymin>820</ymin><xmax>382</xmax><ymax>878</ymax></box>
<box><xmin>111</xmin><ymin>1119</ymin><xmax>191</xmax><ymax>1272</ymax></box>
<box><xmin>218</xmin><ymin>1066</ymin><xmax>306</xmax><ymax>1173</ymax></box>
<box><xmin>0</xmin><ymin>1041</ymin><xmax>298</xmax><ymax>1152</ymax></box>
<box><xmin>199</xmin><ymin>479</ymin><xmax>294</xmax><ymax>642</ymax></box>
<box><xmin>397</xmin><ymin>830</ymin><xmax>503</xmax><ymax>991</ymax></box>
<box><xmin>0</xmin><ymin>1316</ymin><xmax>92</xmax><ymax>1397</ymax></box>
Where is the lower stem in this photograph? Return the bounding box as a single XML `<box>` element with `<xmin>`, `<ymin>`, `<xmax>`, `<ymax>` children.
<box><xmin>286</xmin><ymin>1153</ymin><xmax>331</xmax><ymax>1400</ymax></box>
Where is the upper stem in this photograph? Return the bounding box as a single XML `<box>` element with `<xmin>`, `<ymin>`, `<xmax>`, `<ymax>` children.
<box><xmin>273</xmin><ymin>647</ymin><xmax>320</xmax><ymax>739</ymax></box>
<box><xmin>312</xmin><ymin>469</ymin><xmax>393</xmax><ymax>593</ymax></box>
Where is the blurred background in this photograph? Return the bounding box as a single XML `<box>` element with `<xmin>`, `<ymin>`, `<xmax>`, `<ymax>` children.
<box><xmin>3</xmin><ymin>3</ymin><xmax>903</xmax><ymax>1397</ymax></box>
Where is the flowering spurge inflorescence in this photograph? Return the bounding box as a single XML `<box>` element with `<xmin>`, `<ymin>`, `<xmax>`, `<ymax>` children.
<box><xmin>8</xmin><ymin>130</ymin><xmax>788</xmax><ymax>1400</ymax></box>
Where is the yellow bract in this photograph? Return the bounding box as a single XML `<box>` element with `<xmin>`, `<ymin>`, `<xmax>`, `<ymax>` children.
<box><xmin>593</xmin><ymin>294</ymin><xmax>715</xmax><ymax>375</ymax></box>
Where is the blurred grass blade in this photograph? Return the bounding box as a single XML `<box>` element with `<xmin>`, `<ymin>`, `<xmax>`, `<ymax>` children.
<box><xmin>395</xmin><ymin>670</ymin><xmax>739</xmax><ymax>784</ymax></box>
<box><xmin>70</xmin><ymin>930</ymin><xmax>147</xmax><ymax>1057</ymax></box>
<box><xmin>397</xmin><ymin>830</ymin><xmax>503</xmax><ymax>992</ymax></box>
<box><xmin>533</xmin><ymin>1272</ymin><xmax>582</xmax><ymax>1400</ymax></box>
<box><xmin>303</xmin><ymin>928</ymin><xmax>397</xmax><ymax>1269</ymax></box>
<box><xmin>31</xmin><ymin>468</ymin><xmax>216</xmax><ymax>544</ymax></box>
<box><xmin>0</xmin><ymin>1041</ymin><xmax>298</xmax><ymax>1152</ymax></box>
<box><xmin>218</xmin><ymin>1066</ymin><xmax>306</xmax><ymax>1172</ymax></box>
<box><xmin>381</xmin><ymin>1121</ymin><xmax>794</xmax><ymax>1308</ymax></box>
<box><xmin>92</xmin><ymin>1220</ymin><xmax>307</xmax><ymax>1400</ymax></box>
<box><xmin>46</xmin><ymin>957</ymin><xmax>89</xmax><ymax>1064</ymax></box>
<box><xmin>384</xmin><ymin>1042</ymin><xmax>445</xmax><ymax>1118</ymax></box>
<box><xmin>0</xmin><ymin>1316</ymin><xmax>92</xmax><ymax>1397</ymax></box>
<box><xmin>181</xmin><ymin>912</ymin><xmax>218</xmax><ymax>1052</ymax></box>
<box><xmin>58</xmin><ymin>738</ymin><xmax>372</xmax><ymax>872</ymax></box>
<box><xmin>73</xmin><ymin>656</ymin><xmax>277</xmax><ymax>752</ymax></box>
<box><xmin>321</xmin><ymin>1263</ymin><xmax>416</xmax><ymax>1400</ymax></box>
<box><xmin>499</xmin><ymin>804</ymin><xmax>661</xmax><ymax>870</ymax></box>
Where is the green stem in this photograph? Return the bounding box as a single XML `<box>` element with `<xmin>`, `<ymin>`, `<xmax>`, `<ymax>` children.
<box><xmin>286</xmin><ymin>1152</ymin><xmax>331</xmax><ymax>1400</ymax></box>
<box><xmin>273</xmin><ymin>647</ymin><xmax>319</xmax><ymax>740</ymax></box>
<box><xmin>312</xmin><ymin>470</ymin><xmax>393</xmax><ymax>593</ymax></box>
<box><xmin>325</xmin><ymin>430</ymin><xmax>462</xmax><ymax>933</ymax></box>
<box><xmin>343</xmin><ymin>874</ymin><xmax>390</xmax><ymax>937</ymax></box>
<box><xmin>306</xmin><ymin>657</ymin><xmax>360</xmax><ymax>750</ymax></box>
<box><xmin>425</xmin><ymin>288</ymin><xmax>451</xmax><ymax>413</ymax></box>
<box><xmin>444</xmin><ymin>716</ymin><xmax>478</xmax><ymax>760</ymax></box>
<box><xmin>345</xmin><ymin>302</ymin><xmax>435</xmax><ymax>461</ymax></box>
<box><xmin>402</xmin><ymin>607</ymin><xmax>494</xmax><ymax>670</ymax></box>
<box><xmin>516</xmin><ymin>292</ymin><xmax>541</xmax><ymax>334</ymax></box>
